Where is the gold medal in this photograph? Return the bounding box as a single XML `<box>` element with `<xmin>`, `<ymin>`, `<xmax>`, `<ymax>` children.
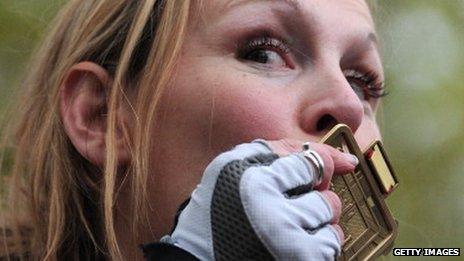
<box><xmin>321</xmin><ymin>124</ymin><xmax>399</xmax><ymax>261</ymax></box>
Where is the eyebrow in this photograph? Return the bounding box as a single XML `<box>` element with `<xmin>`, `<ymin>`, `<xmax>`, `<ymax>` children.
<box><xmin>225</xmin><ymin>0</ymin><xmax>301</xmax><ymax>13</ymax></box>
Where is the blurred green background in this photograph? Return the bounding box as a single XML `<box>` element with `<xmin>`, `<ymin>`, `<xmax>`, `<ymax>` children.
<box><xmin>1</xmin><ymin>0</ymin><xmax>463</xmax><ymax>259</ymax></box>
<box><xmin>376</xmin><ymin>0</ymin><xmax>464</xmax><ymax>259</ymax></box>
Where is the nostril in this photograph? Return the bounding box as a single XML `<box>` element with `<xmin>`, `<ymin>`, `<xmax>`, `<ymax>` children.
<box><xmin>316</xmin><ymin>114</ymin><xmax>338</xmax><ymax>132</ymax></box>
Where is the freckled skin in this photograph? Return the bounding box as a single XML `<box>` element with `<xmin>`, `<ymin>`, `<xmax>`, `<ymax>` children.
<box><xmin>141</xmin><ymin>0</ymin><xmax>384</xmax><ymax>242</ymax></box>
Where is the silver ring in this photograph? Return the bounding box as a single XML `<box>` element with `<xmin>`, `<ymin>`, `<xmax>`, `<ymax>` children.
<box><xmin>301</xmin><ymin>142</ymin><xmax>324</xmax><ymax>185</ymax></box>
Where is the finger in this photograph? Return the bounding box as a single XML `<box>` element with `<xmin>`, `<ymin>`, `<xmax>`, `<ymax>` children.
<box><xmin>318</xmin><ymin>190</ymin><xmax>342</xmax><ymax>224</ymax></box>
<box><xmin>307</xmin><ymin>143</ymin><xmax>358</xmax><ymax>190</ymax></box>
<box><xmin>259</xmin><ymin>140</ymin><xmax>358</xmax><ymax>190</ymax></box>
<box><xmin>305</xmin><ymin>225</ymin><xmax>343</xmax><ymax>258</ymax></box>
<box><xmin>264</xmin><ymin>139</ymin><xmax>358</xmax><ymax>174</ymax></box>
<box><xmin>284</xmin><ymin>191</ymin><xmax>338</xmax><ymax>229</ymax></box>
<box><xmin>267</xmin><ymin>224</ymin><xmax>342</xmax><ymax>260</ymax></box>
<box><xmin>243</xmin><ymin>153</ymin><xmax>319</xmax><ymax>194</ymax></box>
<box><xmin>330</xmin><ymin>224</ymin><xmax>345</xmax><ymax>246</ymax></box>
<box><xmin>326</xmin><ymin>145</ymin><xmax>359</xmax><ymax>175</ymax></box>
<box><xmin>264</xmin><ymin>139</ymin><xmax>358</xmax><ymax>175</ymax></box>
<box><xmin>261</xmin><ymin>138</ymin><xmax>306</xmax><ymax>157</ymax></box>
<box><xmin>203</xmin><ymin>141</ymin><xmax>276</xmax><ymax>181</ymax></box>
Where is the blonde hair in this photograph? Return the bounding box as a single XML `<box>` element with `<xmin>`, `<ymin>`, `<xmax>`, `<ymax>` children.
<box><xmin>1</xmin><ymin>0</ymin><xmax>194</xmax><ymax>259</ymax></box>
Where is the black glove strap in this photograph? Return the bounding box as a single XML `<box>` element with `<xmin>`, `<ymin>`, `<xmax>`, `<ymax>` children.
<box><xmin>170</xmin><ymin>197</ymin><xmax>191</xmax><ymax>234</ymax></box>
<box><xmin>141</xmin><ymin>242</ymin><xmax>199</xmax><ymax>261</ymax></box>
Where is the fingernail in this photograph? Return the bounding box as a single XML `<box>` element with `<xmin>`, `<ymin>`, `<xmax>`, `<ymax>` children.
<box><xmin>344</xmin><ymin>153</ymin><xmax>358</xmax><ymax>166</ymax></box>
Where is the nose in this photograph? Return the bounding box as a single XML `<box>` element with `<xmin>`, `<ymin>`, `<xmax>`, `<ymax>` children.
<box><xmin>299</xmin><ymin>70</ymin><xmax>364</xmax><ymax>135</ymax></box>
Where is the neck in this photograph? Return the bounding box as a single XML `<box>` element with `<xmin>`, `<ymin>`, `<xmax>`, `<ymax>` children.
<box><xmin>114</xmin><ymin>189</ymin><xmax>163</xmax><ymax>261</ymax></box>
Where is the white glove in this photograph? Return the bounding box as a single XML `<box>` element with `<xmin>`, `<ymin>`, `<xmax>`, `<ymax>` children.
<box><xmin>164</xmin><ymin>140</ymin><xmax>345</xmax><ymax>261</ymax></box>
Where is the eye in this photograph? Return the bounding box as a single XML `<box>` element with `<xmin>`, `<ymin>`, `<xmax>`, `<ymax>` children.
<box><xmin>244</xmin><ymin>49</ymin><xmax>283</xmax><ymax>65</ymax></box>
<box><xmin>237</xmin><ymin>37</ymin><xmax>294</xmax><ymax>69</ymax></box>
<box><xmin>343</xmin><ymin>69</ymin><xmax>388</xmax><ymax>101</ymax></box>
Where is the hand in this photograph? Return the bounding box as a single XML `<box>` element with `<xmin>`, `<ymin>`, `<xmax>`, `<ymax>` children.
<box><xmin>164</xmin><ymin>139</ymin><xmax>358</xmax><ymax>260</ymax></box>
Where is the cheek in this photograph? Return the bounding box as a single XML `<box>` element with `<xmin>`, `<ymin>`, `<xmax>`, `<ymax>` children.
<box><xmin>215</xmin><ymin>93</ymin><xmax>286</xmax><ymax>138</ymax></box>
<box><xmin>354</xmin><ymin>115</ymin><xmax>381</xmax><ymax>151</ymax></box>
<box><xmin>159</xmin><ymin>56</ymin><xmax>296</xmax><ymax>154</ymax></box>
<box><xmin>209</xmin><ymin>77</ymin><xmax>295</xmax><ymax>150</ymax></box>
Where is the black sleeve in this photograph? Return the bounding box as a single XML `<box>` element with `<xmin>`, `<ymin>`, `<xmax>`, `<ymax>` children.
<box><xmin>141</xmin><ymin>242</ymin><xmax>199</xmax><ymax>261</ymax></box>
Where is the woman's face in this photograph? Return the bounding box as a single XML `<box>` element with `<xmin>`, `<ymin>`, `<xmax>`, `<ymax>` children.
<box><xmin>147</xmin><ymin>0</ymin><xmax>383</xmax><ymax>237</ymax></box>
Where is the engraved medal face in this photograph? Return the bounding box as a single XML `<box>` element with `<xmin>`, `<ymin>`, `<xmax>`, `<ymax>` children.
<box><xmin>320</xmin><ymin>124</ymin><xmax>398</xmax><ymax>261</ymax></box>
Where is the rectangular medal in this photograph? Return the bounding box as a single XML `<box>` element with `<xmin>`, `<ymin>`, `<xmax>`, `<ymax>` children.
<box><xmin>320</xmin><ymin>124</ymin><xmax>399</xmax><ymax>261</ymax></box>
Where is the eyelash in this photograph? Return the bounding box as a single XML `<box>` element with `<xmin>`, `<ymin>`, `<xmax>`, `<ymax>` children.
<box><xmin>239</xmin><ymin>37</ymin><xmax>290</xmax><ymax>53</ymax></box>
<box><xmin>343</xmin><ymin>69</ymin><xmax>388</xmax><ymax>100</ymax></box>
<box><xmin>236</xmin><ymin>36</ymin><xmax>292</xmax><ymax>67</ymax></box>
<box><xmin>236</xmin><ymin>36</ymin><xmax>388</xmax><ymax>100</ymax></box>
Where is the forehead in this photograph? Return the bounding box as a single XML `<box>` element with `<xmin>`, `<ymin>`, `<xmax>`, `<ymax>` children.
<box><xmin>191</xmin><ymin>0</ymin><xmax>378</xmax><ymax>54</ymax></box>
<box><xmin>223</xmin><ymin>0</ymin><xmax>370</xmax><ymax>10</ymax></box>
<box><xmin>199</xmin><ymin>0</ymin><xmax>374</xmax><ymax>26</ymax></box>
